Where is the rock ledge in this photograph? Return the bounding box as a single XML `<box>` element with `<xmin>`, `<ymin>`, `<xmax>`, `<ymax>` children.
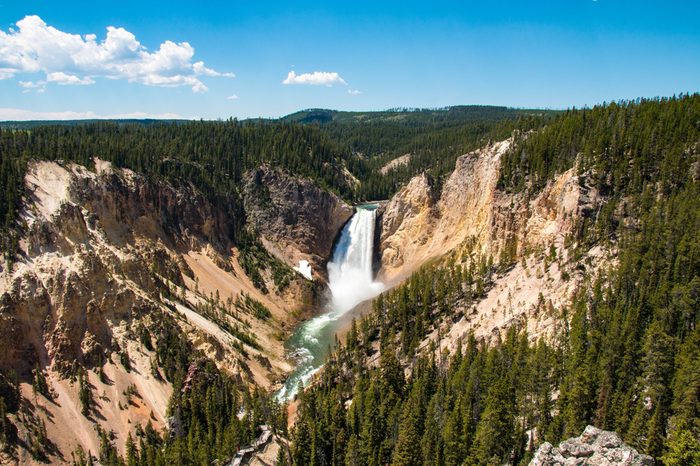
<box><xmin>530</xmin><ymin>425</ymin><xmax>654</xmax><ymax>466</ymax></box>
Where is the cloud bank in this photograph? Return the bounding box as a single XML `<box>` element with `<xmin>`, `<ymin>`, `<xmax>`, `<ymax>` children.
<box><xmin>282</xmin><ymin>70</ymin><xmax>346</xmax><ymax>86</ymax></box>
<box><xmin>0</xmin><ymin>15</ymin><xmax>233</xmax><ymax>92</ymax></box>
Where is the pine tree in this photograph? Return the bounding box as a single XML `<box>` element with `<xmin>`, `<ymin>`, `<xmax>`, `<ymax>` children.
<box><xmin>32</xmin><ymin>365</ymin><xmax>50</xmax><ymax>398</ymax></box>
<box><xmin>391</xmin><ymin>396</ymin><xmax>422</xmax><ymax>466</ymax></box>
<box><xmin>380</xmin><ymin>345</ymin><xmax>404</xmax><ymax>397</ymax></box>
<box><xmin>662</xmin><ymin>429</ymin><xmax>700</xmax><ymax>466</ymax></box>
<box><xmin>78</xmin><ymin>370</ymin><xmax>93</xmax><ymax>417</ymax></box>
<box><xmin>0</xmin><ymin>398</ymin><xmax>9</xmax><ymax>451</ymax></box>
<box><xmin>276</xmin><ymin>442</ymin><xmax>289</xmax><ymax>466</ymax></box>
<box><xmin>126</xmin><ymin>433</ymin><xmax>139</xmax><ymax>466</ymax></box>
<box><xmin>470</xmin><ymin>378</ymin><xmax>515</xmax><ymax>465</ymax></box>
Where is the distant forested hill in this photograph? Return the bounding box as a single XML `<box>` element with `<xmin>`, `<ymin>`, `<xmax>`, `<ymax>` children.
<box><xmin>285</xmin><ymin>105</ymin><xmax>559</xmax><ymax>200</ymax></box>
<box><xmin>0</xmin><ymin>118</ymin><xmax>185</xmax><ymax>130</ymax></box>
<box><xmin>283</xmin><ymin>105</ymin><xmax>551</xmax><ymax>125</ymax></box>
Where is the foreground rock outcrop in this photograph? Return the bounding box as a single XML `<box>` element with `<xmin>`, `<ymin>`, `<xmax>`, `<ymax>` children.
<box><xmin>530</xmin><ymin>426</ymin><xmax>654</xmax><ymax>466</ymax></box>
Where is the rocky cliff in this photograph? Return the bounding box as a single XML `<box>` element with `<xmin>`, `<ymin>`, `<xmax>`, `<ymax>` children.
<box><xmin>378</xmin><ymin>139</ymin><xmax>510</xmax><ymax>283</ymax></box>
<box><xmin>378</xmin><ymin>137</ymin><xmax>609</xmax><ymax>344</ymax></box>
<box><xmin>0</xmin><ymin>159</ymin><xmax>348</xmax><ymax>464</ymax></box>
<box><xmin>243</xmin><ymin>165</ymin><xmax>354</xmax><ymax>281</ymax></box>
<box><xmin>379</xmin><ymin>138</ymin><xmax>601</xmax><ymax>281</ymax></box>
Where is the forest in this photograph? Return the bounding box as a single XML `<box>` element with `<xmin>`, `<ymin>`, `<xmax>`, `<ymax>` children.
<box><xmin>286</xmin><ymin>105</ymin><xmax>556</xmax><ymax>200</ymax></box>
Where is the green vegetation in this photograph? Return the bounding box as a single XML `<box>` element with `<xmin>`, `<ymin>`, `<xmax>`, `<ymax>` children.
<box><xmin>499</xmin><ymin>95</ymin><xmax>700</xmax><ymax>199</ymax></box>
<box><xmin>0</xmin><ymin>120</ymin><xmax>353</xmax><ymax>264</ymax></box>
<box><xmin>119</xmin><ymin>349</ymin><xmax>132</xmax><ymax>373</ymax></box>
<box><xmin>78</xmin><ymin>369</ymin><xmax>93</xmax><ymax>417</ymax></box>
<box><xmin>63</xmin><ymin>312</ymin><xmax>287</xmax><ymax>466</ymax></box>
<box><xmin>293</xmin><ymin>326</ymin><xmax>557</xmax><ymax>466</ymax></box>
<box><xmin>238</xmin><ymin>232</ymin><xmax>295</xmax><ymax>293</ymax></box>
<box><xmin>0</xmin><ymin>105</ymin><xmax>554</xmax><ymax>265</ymax></box>
<box><xmin>236</xmin><ymin>292</ymin><xmax>272</xmax><ymax>320</ymax></box>
<box><xmin>289</xmin><ymin>95</ymin><xmax>700</xmax><ymax>464</ymax></box>
<box><xmin>288</xmin><ymin>106</ymin><xmax>556</xmax><ymax>200</ymax></box>
<box><xmin>1</xmin><ymin>97</ymin><xmax>698</xmax><ymax>463</ymax></box>
<box><xmin>31</xmin><ymin>365</ymin><xmax>50</xmax><ymax>399</ymax></box>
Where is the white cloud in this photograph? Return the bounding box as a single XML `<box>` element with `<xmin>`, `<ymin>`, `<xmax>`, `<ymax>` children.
<box><xmin>19</xmin><ymin>80</ymin><xmax>46</xmax><ymax>93</ymax></box>
<box><xmin>282</xmin><ymin>70</ymin><xmax>346</xmax><ymax>86</ymax></box>
<box><xmin>347</xmin><ymin>89</ymin><xmax>362</xmax><ymax>95</ymax></box>
<box><xmin>0</xmin><ymin>107</ymin><xmax>183</xmax><ymax>121</ymax></box>
<box><xmin>46</xmin><ymin>72</ymin><xmax>95</xmax><ymax>85</ymax></box>
<box><xmin>0</xmin><ymin>68</ymin><xmax>16</xmax><ymax>79</ymax></box>
<box><xmin>193</xmin><ymin>61</ymin><xmax>234</xmax><ymax>78</ymax></box>
<box><xmin>226</xmin><ymin>94</ymin><xmax>239</xmax><ymax>100</ymax></box>
<box><xmin>0</xmin><ymin>15</ymin><xmax>234</xmax><ymax>92</ymax></box>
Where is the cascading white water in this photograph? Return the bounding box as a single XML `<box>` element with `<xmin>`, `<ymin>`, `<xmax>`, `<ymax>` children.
<box><xmin>276</xmin><ymin>205</ymin><xmax>384</xmax><ymax>401</ymax></box>
<box><xmin>327</xmin><ymin>208</ymin><xmax>385</xmax><ymax>314</ymax></box>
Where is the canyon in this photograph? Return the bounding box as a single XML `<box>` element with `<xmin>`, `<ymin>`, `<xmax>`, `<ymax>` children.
<box><xmin>377</xmin><ymin>137</ymin><xmax>610</xmax><ymax>349</ymax></box>
<box><xmin>1</xmin><ymin>135</ymin><xmax>617</xmax><ymax>464</ymax></box>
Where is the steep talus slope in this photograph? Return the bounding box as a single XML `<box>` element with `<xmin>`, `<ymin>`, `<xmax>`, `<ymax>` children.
<box><xmin>0</xmin><ymin>159</ymin><xmax>347</xmax><ymax>464</ymax></box>
<box><xmin>242</xmin><ymin>165</ymin><xmax>353</xmax><ymax>280</ymax></box>
<box><xmin>378</xmin><ymin>137</ymin><xmax>607</xmax><ymax>343</ymax></box>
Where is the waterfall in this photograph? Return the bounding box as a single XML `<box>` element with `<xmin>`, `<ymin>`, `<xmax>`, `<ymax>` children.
<box><xmin>277</xmin><ymin>205</ymin><xmax>384</xmax><ymax>401</ymax></box>
<box><xmin>327</xmin><ymin>207</ymin><xmax>385</xmax><ymax>314</ymax></box>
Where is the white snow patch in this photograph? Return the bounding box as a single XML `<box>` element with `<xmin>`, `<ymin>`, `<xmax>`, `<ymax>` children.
<box><xmin>294</xmin><ymin>260</ymin><xmax>313</xmax><ymax>280</ymax></box>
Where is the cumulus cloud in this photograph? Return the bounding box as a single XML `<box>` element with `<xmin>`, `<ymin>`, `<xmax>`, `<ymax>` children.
<box><xmin>282</xmin><ymin>70</ymin><xmax>346</xmax><ymax>86</ymax></box>
<box><xmin>0</xmin><ymin>15</ymin><xmax>233</xmax><ymax>92</ymax></box>
<box><xmin>226</xmin><ymin>94</ymin><xmax>239</xmax><ymax>100</ymax></box>
<box><xmin>347</xmin><ymin>89</ymin><xmax>362</xmax><ymax>95</ymax></box>
<box><xmin>0</xmin><ymin>107</ymin><xmax>183</xmax><ymax>121</ymax></box>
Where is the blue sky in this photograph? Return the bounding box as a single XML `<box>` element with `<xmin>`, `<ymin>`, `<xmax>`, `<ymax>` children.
<box><xmin>0</xmin><ymin>1</ymin><xmax>698</xmax><ymax>120</ymax></box>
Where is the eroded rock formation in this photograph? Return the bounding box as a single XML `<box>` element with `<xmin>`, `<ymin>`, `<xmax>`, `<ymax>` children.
<box><xmin>243</xmin><ymin>165</ymin><xmax>354</xmax><ymax>280</ymax></box>
<box><xmin>377</xmin><ymin>137</ymin><xmax>609</xmax><ymax>345</ymax></box>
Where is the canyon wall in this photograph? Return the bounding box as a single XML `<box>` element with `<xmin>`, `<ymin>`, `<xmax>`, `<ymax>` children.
<box><xmin>0</xmin><ymin>160</ymin><xmax>349</xmax><ymax>464</ymax></box>
<box><xmin>242</xmin><ymin>165</ymin><xmax>354</xmax><ymax>280</ymax></box>
<box><xmin>377</xmin><ymin>137</ymin><xmax>609</xmax><ymax>345</ymax></box>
